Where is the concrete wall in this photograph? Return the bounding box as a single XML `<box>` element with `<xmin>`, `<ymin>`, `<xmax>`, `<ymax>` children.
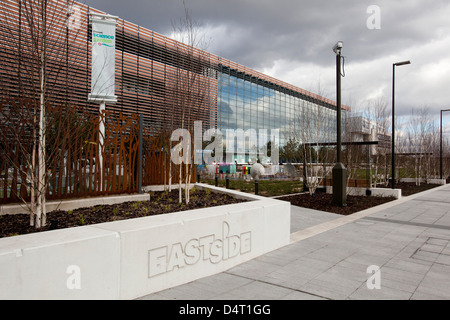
<box><xmin>326</xmin><ymin>186</ymin><xmax>402</xmax><ymax>199</ymax></box>
<box><xmin>0</xmin><ymin>185</ymin><xmax>290</xmax><ymax>300</ymax></box>
<box><xmin>400</xmin><ymin>178</ymin><xmax>446</xmax><ymax>185</ymax></box>
<box><xmin>0</xmin><ymin>193</ymin><xmax>151</xmax><ymax>215</ymax></box>
<box><xmin>428</xmin><ymin>178</ymin><xmax>447</xmax><ymax>185</ymax></box>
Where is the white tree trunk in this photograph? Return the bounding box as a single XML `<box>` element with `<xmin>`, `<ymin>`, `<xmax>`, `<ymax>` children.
<box><xmin>30</xmin><ymin>144</ymin><xmax>36</xmax><ymax>227</ymax></box>
<box><xmin>179</xmin><ymin>161</ymin><xmax>182</xmax><ymax>203</ymax></box>
<box><xmin>169</xmin><ymin>140</ymin><xmax>172</xmax><ymax>192</ymax></box>
<box><xmin>36</xmin><ymin>63</ymin><xmax>46</xmax><ymax>228</ymax></box>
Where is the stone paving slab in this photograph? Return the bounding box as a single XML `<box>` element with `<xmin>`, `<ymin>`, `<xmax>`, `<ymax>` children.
<box><xmin>138</xmin><ymin>184</ymin><xmax>450</xmax><ymax>300</ymax></box>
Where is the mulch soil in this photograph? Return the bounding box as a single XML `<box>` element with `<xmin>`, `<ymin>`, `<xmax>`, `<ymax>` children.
<box><xmin>0</xmin><ymin>189</ymin><xmax>247</xmax><ymax>238</ymax></box>
<box><xmin>0</xmin><ymin>182</ymin><xmax>443</xmax><ymax>238</ymax></box>
<box><xmin>387</xmin><ymin>181</ymin><xmax>441</xmax><ymax>196</ymax></box>
<box><xmin>277</xmin><ymin>192</ymin><xmax>396</xmax><ymax>215</ymax></box>
<box><xmin>277</xmin><ymin>182</ymin><xmax>441</xmax><ymax>215</ymax></box>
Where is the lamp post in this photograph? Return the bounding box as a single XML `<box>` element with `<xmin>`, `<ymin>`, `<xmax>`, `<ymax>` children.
<box><xmin>440</xmin><ymin>109</ymin><xmax>450</xmax><ymax>179</ymax></box>
<box><xmin>332</xmin><ymin>41</ymin><xmax>346</xmax><ymax>206</ymax></box>
<box><xmin>391</xmin><ymin>60</ymin><xmax>410</xmax><ymax>189</ymax></box>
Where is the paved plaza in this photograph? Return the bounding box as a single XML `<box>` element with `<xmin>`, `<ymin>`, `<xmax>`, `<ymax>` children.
<box><xmin>139</xmin><ymin>184</ymin><xmax>450</xmax><ymax>300</ymax></box>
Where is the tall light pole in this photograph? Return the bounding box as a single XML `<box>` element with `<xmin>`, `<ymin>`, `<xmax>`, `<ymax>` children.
<box><xmin>391</xmin><ymin>60</ymin><xmax>410</xmax><ymax>189</ymax></box>
<box><xmin>332</xmin><ymin>41</ymin><xmax>346</xmax><ymax>206</ymax></box>
<box><xmin>440</xmin><ymin>109</ymin><xmax>450</xmax><ymax>179</ymax></box>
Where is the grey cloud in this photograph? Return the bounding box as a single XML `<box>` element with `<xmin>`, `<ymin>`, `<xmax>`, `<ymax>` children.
<box><xmin>82</xmin><ymin>0</ymin><xmax>450</xmax><ymax>119</ymax></box>
<box><xmin>82</xmin><ymin>0</ymin><xmax>447</xmax><ymax>64</ymax></box>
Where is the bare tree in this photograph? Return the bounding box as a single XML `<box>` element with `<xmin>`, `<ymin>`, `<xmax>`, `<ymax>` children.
<box><xmin>171</xmin><ymin>0</ymin><xmax>210</xmax><ymax>204</ymax></box>
<box><xmin>406</xmin><ymin>107</ymin><xmax>435</xmax><ymax>185</ymax></box>
<box><xmin>391</xmin><ymin>107</ymin><xmax>409</xmax><ymax>185</ymax></box>
<box><xmin>342</xmin><ymin>114</ymin><xmax>366</xmax><ymax>190</ymax></box>
<box><xmin>424</xmin><ymin>116</ymin><xmax>439</xmax><ymax>180</ymax></box>
<box><xmin>444</xmin><ymin>133</ymin><xmax>450</xmax><ymax>180</ymax></box>
<box><xmin>363</xmin><ymin>97</ymin><xmax>390</xmax><ymax>187</ymax></box>
<box><xmin>286</xmin><ymin>84</ymin><xmax>334</xmax><ymax>195</ymax></box>
<box><xmin>0</xmin><ymin>0</ymin><xmax>83</xmax><ymax>227</ymax></box>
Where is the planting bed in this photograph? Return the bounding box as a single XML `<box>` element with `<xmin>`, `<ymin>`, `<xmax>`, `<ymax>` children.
<box><xmin>278</xmin><ymin>182</ymin><xmax>442</xmax><ymax>215</ymax></box>
<box><xmin>387</xmin><ymin>181</ymin><xmax>441</xmax><ymax>196</ymax></box>
<box><xmin>0</xmin><ymin>189</ymin><xmax>247</xmax><ymax>238</ymax></box>
<box><xmin>1</xmin><ymin>182</ymin><xmax>442</xmax><ymax>238</ymax></box>
<box><xmin>277</xmin><ymin>193</ymin><xmax>396</xmax><ymax>215</ymax></box>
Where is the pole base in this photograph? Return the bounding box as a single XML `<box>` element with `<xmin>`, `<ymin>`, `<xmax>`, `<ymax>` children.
<box><xmin>390</xmin><ymin>178</ymin><xmax>396</xmax><ymax>189</ymax></box>
<box><xmin>332</xmin><ymin>162</ymin><xmax>347</xmax><ymax>207</ymax></box>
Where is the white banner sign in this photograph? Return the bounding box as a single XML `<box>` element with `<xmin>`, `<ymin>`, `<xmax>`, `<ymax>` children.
<box><xmin>88</xmin><ymin>14</ymin><xmax>118</xmax><ymax>104</ymax></box>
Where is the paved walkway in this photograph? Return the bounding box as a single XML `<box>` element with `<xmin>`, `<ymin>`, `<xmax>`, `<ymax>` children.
<box><xmin>138</xmin><ymin>184</ymin><xmax>450</xmax><ymax>300</ymax></box>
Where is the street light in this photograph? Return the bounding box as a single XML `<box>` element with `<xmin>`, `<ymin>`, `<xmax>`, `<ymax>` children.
<box><xmin>332</xmin><ymin>41</ymin><xmax>346</xmax><ymax>206</ymax></box>
<box><xmin>440</xmin><ymin>109</ymin><xmax>450</xmax><ymax>179</ymax></box>
<box><xmin>391</xmin><ymin>60</ymin><xmax>411</xmax><ymax>189</ymax></box>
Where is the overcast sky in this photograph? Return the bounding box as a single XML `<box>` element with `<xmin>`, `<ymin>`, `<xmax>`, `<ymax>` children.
<box><xmin>83</xmin><ymin>0</ymin><xmax>450</xmax><ymax>130</ymax></box>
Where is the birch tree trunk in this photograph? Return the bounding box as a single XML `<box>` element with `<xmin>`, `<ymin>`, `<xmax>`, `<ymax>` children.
<box><xmin>35</xmin><ymin>2</ymin><xmax>47</xmax><ymax>228</ymax></box>
<box><xmin>36</xmin><ymin>38</ymin><xmax>47</xmax><ymax>227</ymax></box>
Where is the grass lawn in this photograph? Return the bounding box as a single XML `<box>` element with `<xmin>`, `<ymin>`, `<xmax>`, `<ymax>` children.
<box><xmin>201</xmin><ymin>178</ymin><xmax>303</xmax><ymax>197</ymax></box>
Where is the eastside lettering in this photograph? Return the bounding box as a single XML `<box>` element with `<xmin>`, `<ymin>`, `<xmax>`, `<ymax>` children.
<box><xmin>148</xmin><ymin>221</ymin><xmax>251</xmax><ymax>278</ymax></box>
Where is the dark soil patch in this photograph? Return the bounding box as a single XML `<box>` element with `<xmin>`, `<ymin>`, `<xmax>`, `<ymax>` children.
<box><xmin>0</xmin><ymin>189</ymin><xmax>247</xmax><ymax>238</ymax></box>
<box><xmin>277</xmin><ymin>193</ymin><xmax>396</xmax><ymax>215</ymax></box>
<box><xmin>277</xmin><ymin>182</ymin><xmax>442</xmax><ymax>215</ymax></box>
<box><xmin>386</xmin><ymin>181</ymin><xmax>441</xmax><ymax>196</ymax></box>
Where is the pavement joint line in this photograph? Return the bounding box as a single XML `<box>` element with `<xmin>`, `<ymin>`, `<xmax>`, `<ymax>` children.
<box><xmin>408</xmin><ymin>240</ymin><xmax>438</xmax><ymax>299</ymax></box>
<box><xmin>223</xmin><ymin>271</ymin><xmax>332</xmax><ymax>300</ymax></box>
<box><xmin>410</xmin><ymin>198</ymin><xmax>450</xmax><ymax>205</ymax></box>
<box><xmin>289</xmin><ymin>184</ymin><xmax>450</xmax><ymax>244</ymax></box>
<box><xmin>361</xmin><ymin>217</ymin><xmax>450</xmax><ymax>230</ymax></box>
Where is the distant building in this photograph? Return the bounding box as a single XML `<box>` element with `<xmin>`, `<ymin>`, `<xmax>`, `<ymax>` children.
<box><xmin>346</xmin><ymin>115</ymin><xmax>390</xmax><ymax>155</ymax></box>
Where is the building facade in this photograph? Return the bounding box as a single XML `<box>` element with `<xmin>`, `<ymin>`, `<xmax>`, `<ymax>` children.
<box><xmin>0</xmin><ymin>0</ymin><xmax>349</xmax><ymax>162</ymax></box>
<box><xmin>346</xmin><ymin>115</ymin><xmax>390</xmax><ymax>155</ymax></box>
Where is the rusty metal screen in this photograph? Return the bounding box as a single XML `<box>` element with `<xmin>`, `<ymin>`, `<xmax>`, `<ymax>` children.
<box><xmin>0</xmin><ymin>99</ymin><xmax>142</xmax><ymax>204</ymax></box>
<box><xmin>0</xmin><ymin>95</ymin><xmax>199</xmax><ymax>204</ymax></box>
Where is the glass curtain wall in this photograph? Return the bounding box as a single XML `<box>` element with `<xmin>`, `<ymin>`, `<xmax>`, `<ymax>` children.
<box><xmin>218</xmin><ymin>66</ymin><xmax>346</xmax><ymax>163</ymax></box>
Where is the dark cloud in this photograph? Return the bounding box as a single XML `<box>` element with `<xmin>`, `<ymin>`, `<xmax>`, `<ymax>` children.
<box><xmin>82</xmin><ymin>0</ymin><xmax>447</xmax><ymax>66</ymax></box>
<box><xmin>82</xmin><ymin>0</ymin><xmax>450</xmax><ymax>120</ymax></box>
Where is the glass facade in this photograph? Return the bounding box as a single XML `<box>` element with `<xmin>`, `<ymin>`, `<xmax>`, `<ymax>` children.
<box><xmin>218</xmin><ymin>66</ymin><xmax>347</xmax><ymax>160</ymax></box>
